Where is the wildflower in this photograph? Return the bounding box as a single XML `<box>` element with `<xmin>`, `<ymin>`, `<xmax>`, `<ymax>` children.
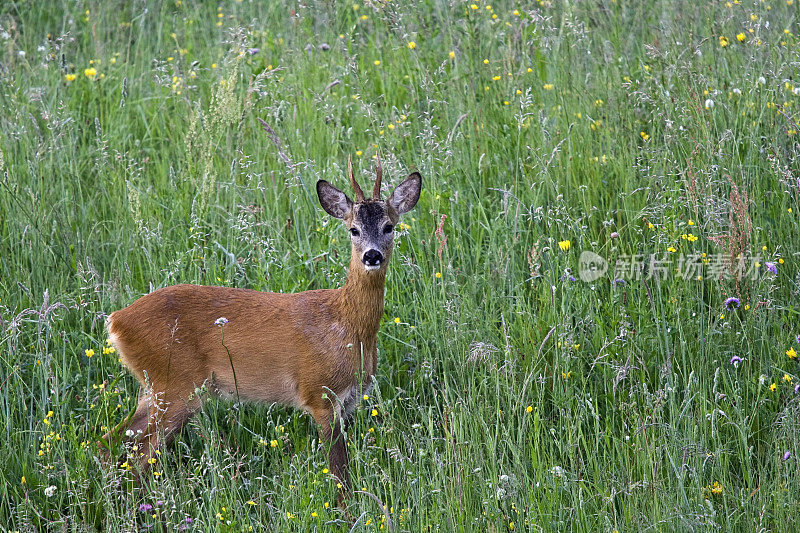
<box><xmin>640</xmin><ymin>131</ymin><xmax>650</xmax><ymax>141</ymax></box>
<box><xmin>407</xmin><ymin>41</ymin><xmax>416</xmax><ymax>50</ymax></box>
<box><xmin>765</xmin><ymin>262</ymin><xmax>777</xmax><ymax>274</ymax></box>
<box><xmin>783</xmin><ymin>374</ymin><xmax>792</xmax><ymax>383</ymax></box>
<box><xmin>394</xmin><ymin>317</ymin><xmax>401</xmax><ymax>323</ymax></box>
<box><xmin>526</xmin><ymin>405</ymin><xmax>533</xmax><ymax>413</ymax></box>
<box><xmin>322</xmin><ymin>468</ymin><xmax>329</xmax><ymax>474</ymax></box>
<box><xmin>214</xmin><ymin>317</ymin><xmax>229</xmax><ymax>326</ymax></box>
<box><xmin>84</xmin><ymin>67</ymin><xmax>97</xmax><ymax>78</ymax></box>
<box><xmin>758</xmin><ymin>76</ymin><xmax>766</xmax><ymax>85</ymax></box>
<box><xmin>770</xmin><ymin>383</ymin><xmax>777</xmax><ymax>392</ymax></box>
<box><xmin>85</xmin><ymin>348</ymin><xmax>95</xmax><ymax>358</ymax></box>
<box><xmin>784</xmin><ymin>451</ymin><xmax>792</xmax><ymax>460</ymax></box>
<box><xmin>436</xmin><ymin>272</ymin><xmax>442</xmax><ymax>278</ymax></box>
<box><xmin>719</xmin><ymin>36</ymin><xmax>729</xmax><ymax>47</ymax></box>
<box><xmin>704</xmin><ymin>98</ymin><xmax>714</xmax><ymax>109</ymax></box>
<box><xmin>730</xmin><ymin>355</ymin><xmax>743</xmax><ymax>366</ymax></box>
<box><xmin>558</xmin><ymin>240</ymin><xmax>570</xmax><ymax>252</ymax></box>
<box><xmin>737</xmin><ymin>33</ymin><xmax>746</xmax><ymax>42</ymax></box>
<box><xmin>246</xmin><ymin>500</ymin><xmax>257</xmax><ymax>506</ymax></box>
<box><xmin>371</xmin><ymin>409</ymin><xmax>378</xmax><ymax>416</ymax></box>
<box><xmin>543</xmin><ymin>83</ymin><xmax>554</xmax><ymax>90</ymax></box>
<box><xmin>724</xmin><ymin>297</ymin><xmax>740</xmax><ymax>309</ymax></box>
<box><xmin>44</xmin><ymin>485</ymin><xmax>57</xmax><ymax>497</ymax></box>
<box><xmin>139</xmin><ymin>503</ymin><xmax>153</xmax><ymax>512</ymax></box>
<box><xmin>787</xmin><ymin>347</ymin><xmax>797</xmax><ymax>359</ymax></box>
<box><xmin>373</xmin><ymin>60</ymin><xmax>380</xmax><ymax>66</ymax></box>
<box><xmin>449</xmin><ymin>50</ymin><xmax>455</xmax><ymax>59</ymax></box>
<box><xmin>312</xmin><ymin>511</ymin><xmax>318</xmax><ymax>517</ymax></box>
<box><xmin>270</xmin><ymin>439</ymin><xmax>278</xmax><ymax>447</ymax></box>
<box><xmin>710</xmin><ymin>481</ymin><xmax>723</xmax><ymax>494</ymax></box>
<box><xmin>65</xmin><ymin>73</ymin><xmax>76</xmax><ymax>82</ymax></box>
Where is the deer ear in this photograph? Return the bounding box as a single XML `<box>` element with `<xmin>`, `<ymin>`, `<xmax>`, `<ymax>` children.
<box><xmin>387</xmin><ymin>172</ymin><xmax>422</xmax><ymax>215</ymax></box>
<box><xmin>317</xmin><ymin>180</ymin><xmax>353</xmax><ymax>219</ymax></box>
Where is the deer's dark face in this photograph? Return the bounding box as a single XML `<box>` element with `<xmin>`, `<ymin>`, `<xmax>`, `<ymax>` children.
<box><xmin>347</xmin><ymin>200</ymin><xmax>397</xmax><ymax>271</ymax></box>
<box><xmin>317</xmin><ymin>169</ymin><xmax>421</xmax><ymax>274</ymax></box>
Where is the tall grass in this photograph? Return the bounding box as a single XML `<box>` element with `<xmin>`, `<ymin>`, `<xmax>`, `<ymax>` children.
<box><xmin>1</xmin><ymin>0</ymin><xmax>799</xmax><ymax>530</ymax></box>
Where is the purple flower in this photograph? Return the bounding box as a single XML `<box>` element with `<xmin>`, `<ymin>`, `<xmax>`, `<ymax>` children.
<box><xmin>784</xmin><ymin>451</ymin><xmax>792</xmax><ymax>460</ymax></box>
<box><xmin>795</xmin><ymin>383</ymin><xmax>800</xmax><ymax>394</ymax></box>
<box><xmin>613</xmin><ymin>279</ymin><xmax>627</xmax><ymax>286</ymax></box>
<box><xmin>214</xmin><ymin>317</ymin><xmax>229</xmax><ymax>326</ymax></box>
<box><xmin>247</xmin><ymin>48</ymin><xmax>259</xmax><ymax>55</ymax></box>
<box><xmin>796</xmin><ymin>333</ymin><xmax>800</xmax><ymax>344</ymax></box>
<box><xmin>724</xmin><ymin>297</ymin><xmax>740</xmax><ymax>310</ymax></box>
<box><xmin>765</xmin><ymin>262</ymin><xmax>777</xmax><ymax>274</ymax></box>
<box><xmin>730</xmin><ymin>355</ymin><xmax>743</xmax><ymax>366</ymax></box>
<box><xmin>139</xmin><ymin>503</ymin><xmax>153</xmax><ymax>512</ymax></box>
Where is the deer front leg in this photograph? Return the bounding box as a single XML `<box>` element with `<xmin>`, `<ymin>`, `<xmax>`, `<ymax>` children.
<box><xmin>312</xmin><ymin>407</ymin><xmax>351</xmax><ymax>508</ymax></box>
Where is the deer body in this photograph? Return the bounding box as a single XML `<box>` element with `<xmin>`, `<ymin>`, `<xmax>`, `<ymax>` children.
<box><xmin>103</xmin><ymin>159</ymin><xmax>421</xmax><ymax>505</ymax></box>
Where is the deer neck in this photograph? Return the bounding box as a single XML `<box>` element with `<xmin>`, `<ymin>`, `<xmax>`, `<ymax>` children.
<box><xmin>338</xmin><ymin>253</ymin><xmax>386</xmax><ymax>343</ymax></box>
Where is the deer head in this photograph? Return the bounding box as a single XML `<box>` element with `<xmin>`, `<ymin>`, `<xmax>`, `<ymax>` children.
<box><xmin>317</xmin><ymin>156</ymin><xmax>422</xmax><ymax>272</ymax></box>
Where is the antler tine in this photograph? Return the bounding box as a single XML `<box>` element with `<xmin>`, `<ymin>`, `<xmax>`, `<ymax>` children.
<box><xmin>373</xmin><ymin>153</ymin><xmax>382</xmax><ymax>199</ymax></box>
<box><xmin>348</xmin><ymin>154</ymin><xmax>365</xmax><ymax>202</ymax></box>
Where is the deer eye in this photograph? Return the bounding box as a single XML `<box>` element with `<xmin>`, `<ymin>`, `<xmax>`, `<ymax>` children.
<box><xmin>383</xmin><ymin>224</ymin><xmax>394</xmax><ymax>234</ymax></box>
<box><xmin>349</xmin><ymin>227</ymin><xmax>360</xmax><ymax>237</ymax></box>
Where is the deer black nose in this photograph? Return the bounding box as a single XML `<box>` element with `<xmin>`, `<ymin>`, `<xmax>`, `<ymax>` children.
<box><xmin>363</xmin><ymin>249</ymin><xmax>384</xmax><ymax>267</ymax></box>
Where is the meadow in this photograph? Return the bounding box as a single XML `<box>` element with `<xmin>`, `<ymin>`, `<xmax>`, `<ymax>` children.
<box><xmin>1</xmin><ymin>0</ymin><xmax>799</xmax><ymax>530</ymax></box>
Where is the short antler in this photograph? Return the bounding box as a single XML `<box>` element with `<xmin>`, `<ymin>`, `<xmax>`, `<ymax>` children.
<box><xmin>373</xmin><ymin>154</ymin><xmax>382</xmax><ymax>199</ymax></box>
<box><xmin>348</xmin><ymin>155</ymin><xmax>365</xmax><ymax>202</ymax></box>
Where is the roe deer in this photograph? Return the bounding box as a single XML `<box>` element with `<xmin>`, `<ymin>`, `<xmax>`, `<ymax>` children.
<box><xmin>102</xmin><ymin>156</ymin><xmax>421</xmax><ymax>505</ymax></box>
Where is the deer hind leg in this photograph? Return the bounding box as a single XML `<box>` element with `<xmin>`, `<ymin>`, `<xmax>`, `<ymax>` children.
<box><xmin>98</xmin><ymin>393</ymin><xmax>151</xmax><ymax>465</ymax></box>
<box><xmin>311</xmin><ymin>407</ymin><xmax>351</xmax><ymax>507</ymax></box>
<box><xmin>129</xmin><ymin>388</ymin><xmax>199</xmax><ymax>475</ymax></box>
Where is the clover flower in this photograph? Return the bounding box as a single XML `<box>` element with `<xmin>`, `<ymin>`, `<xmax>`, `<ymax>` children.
<box><xmin>724</xmin><ymin>297</ymin><xmax>740</xmax><ymax>310</ymax></box>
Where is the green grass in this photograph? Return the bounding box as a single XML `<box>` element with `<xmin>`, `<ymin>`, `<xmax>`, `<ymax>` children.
<box><xmin>1</xmin><ymin>0</ymin><xmax>799</xmax><ymax>530</ymax></box>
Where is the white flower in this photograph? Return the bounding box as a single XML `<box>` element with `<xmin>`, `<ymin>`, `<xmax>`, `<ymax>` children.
<box><xmin>732</xmin><ymin>88</ymin><xmax>741</xmax><ymax>95</ymax></box>
<box><xmin>704</xmin><ymin>98</ymin><xmax>714</xmax><ymax>109</ymax></box>
<box><xmin>793</xmin><ymin>87</ymin><xmax>800</xmax><ymax>96</ymax></box>
<box><xmin>44</xmin><ymin>485</ymin><xmax>57</xmax><ymax>497</ymax></box>
<box><xmin>214</xmin><ymin>317</ymin><xmax>229</xmax><ymax>326</ymax></box>
<box><xmin>757</xmin><ymin>76</ymin><xmax>766</xmax><ymax>85</ymax></box>
<box><xmin>17</xmin><ymin>50</ymin><xmax>25</xmax><ymax>57</ymax></box>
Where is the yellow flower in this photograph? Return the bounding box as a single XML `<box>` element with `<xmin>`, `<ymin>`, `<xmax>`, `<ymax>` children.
<box><xmin>373</xmin><ymin>60</ymin><xmax>380</xmax><ymax>66</ymax></box>
<box><xmin>470</xmin><ymin>4</ymin><xmax>478</xmax><ymax>9</ymax></box>
<box><xmin>719</xmin><ymin>36</ymin><xmax>729</xmax><ymax>47</ymax></box>
<box><xmin>322</xmin><ymin>468</ymin><xmax>329</xmax><ymax>474</ymax></box>
<box><xmin>543</xmin><ymin>83</ymin><xmax>554</xmax><ymax>90</ymax></box>
<box><xmin>84</xmin><ymin>67</ymin><xmax>97</xmax><ymax>78</ymax></box>
<box><xmin>770</xmin><ymin>383</ymin><xmax>777</xmax><ymax>392</ymax></box>
<box><xmin>736</xmin><ymin>33</ymin><xmax>746</xmax><ymax>42</ymax></box>
<box><xmin>246</xmin><ymin>500</ymin><xmax>257</xmax><ymax>506</ymax></box>
<box><xmin>85</xmin><ymin>349</ymin><xmax>95</xmax><ymax>358</ymax></box>
<box><xmin>394</xmin><ymin>317</ymin><xmax>401</xmax><ymax>323</ymax></box>
<box><xmin>371</xmin><ymin>409</ymin><xmax>378</xmax><ymax>416</ymax></box>
<box><xmin>640</xmin><ymin>131</ymin><xmax>650</xmax><ymax>141</ymax></box>
<box><xmin>270</xmin><ymin>439</ymin><xmax>278</xmax><ymax>447</ymax></box>
<box><xmin>435</xmin><ymin>272</ymin><xmax>442</xmax><ymax>278</ymax></box>
<box><xmin>787</xmin><ymin>347</ymin><xmax>798</xmax><ymax>359</ymax></box>
<box><xmin>557</xmin><ymin>240</ymin><xmax>570</xmax><ymax>252</ymax></box>
<box><xmin>711</xmin><ymin>481</ymin><xmax>723</xmax><ymax>494</ymax></box>
<box><xmin>312</xmin><ymin>511</ymin><xmax>318</xmax><ymax>517</ymax></box>
<box><xmin>449</xmin><ymin>50</ymin><xmax>455</xmax><ymax>59</ymax></box>
<box><xmin>65</xmin><ymin>73</ymin><xmax>76</xmax><ymax>82</ymax></box>
<box><xmin>525</xmin><ymin>405</ymin><xmax>533</xmax><ymax>413</ymax></box>
<box><xmin>783</xmin><ymin>374</ymin><xmax>792</xmax><ymax>383</ymax></box>
<box><xmin>407</xmin><ymin>41</ymin><xmax>416</xmax><ymax>50</ymax></box>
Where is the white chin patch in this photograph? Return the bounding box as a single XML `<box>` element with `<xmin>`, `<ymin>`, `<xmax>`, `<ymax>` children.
<box><xmin>364</xmin><ymin>264</ymin><xmax>381</xmax><ymax>271</ymax></box>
